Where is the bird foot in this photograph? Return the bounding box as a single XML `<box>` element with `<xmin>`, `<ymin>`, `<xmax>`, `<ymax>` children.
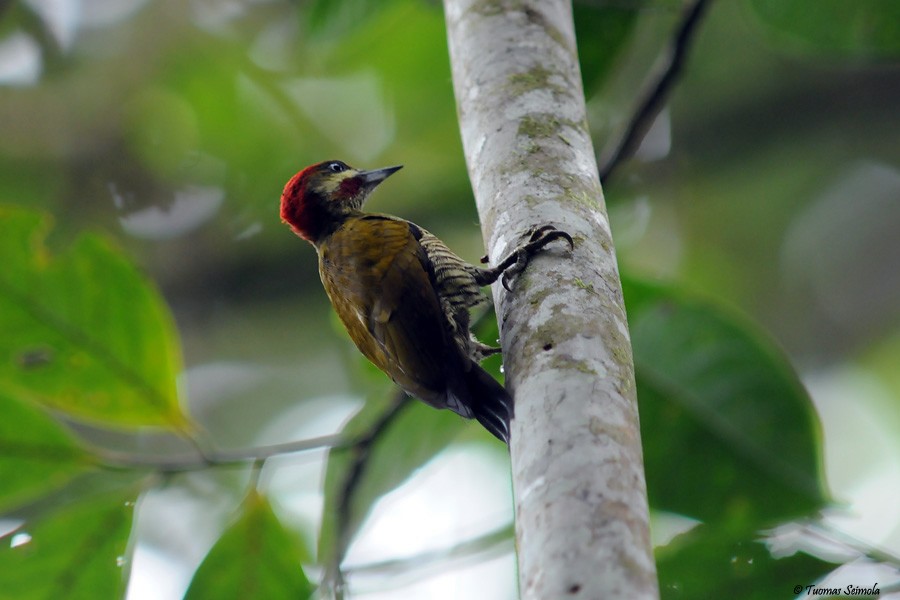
<box><xmin>472</xmin><ymin>341</ymin><xmax>503</xmax><ymax>362</ymax></box>
<box><xmin>500</xmin><ymin>225</ymin><xmax>574</xmax><ymax>291</ymax></box>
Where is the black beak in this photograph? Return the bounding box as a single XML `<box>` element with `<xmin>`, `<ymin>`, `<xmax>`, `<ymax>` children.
<box><xmin>359</xmin><ymin>165</ymin><xmax>403</xmax><ymax>186</ymax></box>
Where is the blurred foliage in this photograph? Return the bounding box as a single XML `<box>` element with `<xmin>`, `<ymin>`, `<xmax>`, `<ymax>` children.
<box><xmin>0</xmin><ymin>481</ymin><xmax>140</xmax><ymax>599</ymax></box>
<box><xmin>655</xmin><ymin>524</ymin><xmax>833</xmax><ymax>600</ymax></box>
<box><xmin>0</xmin><ymin>206</ymin><xmax>835</xmax><ymax>597</ymax></box>
<box><xmin>626</xmin><ymin>275</ymin><xmax>825</xmax><ymax>525</ymax></box>
<box><xmin>747</xmin><ymin>0</ymin><xmax>900</xmax><ymax>59</ymax></box>
<box><xmin>0</xmin><ymin>208</ymin><xmax>187</xmax><ymax>429</ymax></box>
<box><xmin>0</xmin><ymin>391</ymin><xmax>90</xmax><ymax>513</ymax></box>
<box><xmin>1</xmin><ymin>0</ymin><xmax>898</xmax><ymax>598</ymax></box>
<box><xmin>185</xmin><ymin>489</ymin><xmax>315</xmax><ymax>600</ymax></box>
<box><xmin>574</xmin><ymin>0</ymin><xmax>642</xmax><ymax>95</ymax></box>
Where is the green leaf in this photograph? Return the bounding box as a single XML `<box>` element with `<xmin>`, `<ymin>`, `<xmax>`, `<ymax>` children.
<box><xmin>656</xmin><ymin>524</ymin><xmax>833</xmax><ymax>599</ymax></box>
<box><xmin>624</xmin><ymin>275</ymin><xmax>826</xmax><ymax>527</ymax></box>
<box><xmin>574</xmin><ymin>1</ymin><xmax>641</xmax><ymax>95</ymax></box>
<box><xmin>748</xmin><ymin>0</ymin><xmax>900</xmax><ymax>60</ymax></box>
<box><xmin>0</xmin><ymin>207</ymin><xmax>188</xmax><ymax>429</ymax></box>
<box><xmin>0</xmin><ymin>485</ymin><xmax>138</xmax><ymax>599</ymax></box>
<box><xmin>0</xmin><ymin>392</ymin><xmax>91</xmax><ymax>512</ymax></box>
<box><xmin>318</xmin><ymin>390</ymin><xmax>465</xmax><ymax>570</ymax></box>
<box><xmin>185</xmin><ymin>490</ymin><xmax>315</xmax><ymax>600</ymax></box>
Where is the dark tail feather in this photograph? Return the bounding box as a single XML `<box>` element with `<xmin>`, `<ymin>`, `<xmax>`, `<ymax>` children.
<box><xmin>463</xmin><ymin>363</ymin><xmax>513</xmax><ymax>444</ymax></box>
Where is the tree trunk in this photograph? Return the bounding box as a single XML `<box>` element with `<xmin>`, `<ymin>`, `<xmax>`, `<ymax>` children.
<box><xmin>442</xmin><ymin>1</ymin><xmax>659</xmax><ymax>598</ymax></box>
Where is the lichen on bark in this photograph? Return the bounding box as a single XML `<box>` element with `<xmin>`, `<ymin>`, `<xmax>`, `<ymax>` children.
<box><xmin>444</xmin><ymin>0</ymin><xmax>659</xmax><ymax>598</ymax></box>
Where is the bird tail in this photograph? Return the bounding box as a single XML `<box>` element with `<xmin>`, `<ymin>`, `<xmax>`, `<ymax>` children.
<box><xmin>462</xmin><ymin>363</ymin><xmax>513</xmax><ymax>444</ymax></box>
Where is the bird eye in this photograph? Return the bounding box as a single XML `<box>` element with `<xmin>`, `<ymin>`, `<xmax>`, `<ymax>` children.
<box><xmin>328</xmin><ymin>162</ymin><xmax>346</xmax><ymax>173</ymax></box>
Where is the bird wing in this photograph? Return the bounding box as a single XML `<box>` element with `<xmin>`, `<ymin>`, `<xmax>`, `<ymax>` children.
<box><xmin>319</xmin><ymin>215</ymin><xmax>470</xmax><ymax>414</ymax></box>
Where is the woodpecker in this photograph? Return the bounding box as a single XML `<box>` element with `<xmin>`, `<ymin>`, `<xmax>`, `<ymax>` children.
<box><xmin>280</xmin><ymin>160</ymin><xmax>572</xmax><ymax>443</ymax></box>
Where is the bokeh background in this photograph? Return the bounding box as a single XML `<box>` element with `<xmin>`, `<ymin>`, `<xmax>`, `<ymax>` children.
<box><xmin>1</xmin><ymin>0</ymin><xmax>898</xmax><ymax>597</ymax></box>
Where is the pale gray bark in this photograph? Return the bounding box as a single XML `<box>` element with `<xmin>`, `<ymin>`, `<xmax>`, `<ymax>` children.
<box><xmin>443</xmin><ymin>1</ymin><xmax>659</xmax><ymax>598</ymax></box>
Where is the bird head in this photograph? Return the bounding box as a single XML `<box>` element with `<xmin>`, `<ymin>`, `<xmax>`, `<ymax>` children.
<box><xmin>281</xmin><ymin>160</ymin><xmax>402</xmax><ymax>243</ymax></box>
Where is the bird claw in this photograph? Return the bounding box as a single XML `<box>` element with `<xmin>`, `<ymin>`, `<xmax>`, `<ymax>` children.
<box><xmin>472</xmin><ymin>341</ymin><xmax>502</xmax><ymax>362</ymax></box>
<box><xmin>527</xmin><ymin>224</ymin><xmax>559</xmax><ymax>241</ymax></box>
<box><xmin>501</xmin><ymin>251</ymin><xmax>530</xmax><ymax>291</ymax></box>
<box><xmin>501</xmin><ymin>225</ymin><xmax>574</xmax><ymax>291</ymax></box>
<box><xmin>525</xmin><ymin>225</ymin><xmax>575</xmax><ymax>251</ymax></box>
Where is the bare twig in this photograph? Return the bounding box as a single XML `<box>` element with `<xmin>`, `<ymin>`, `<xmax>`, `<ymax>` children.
<box><xmin>598</xmin><ymin>0</ymin><xmax>712</xmax><ymax>184</ymax></box>
<box><xmin>89</xmin><ymin>431</ymin><xmax>345</xmax><ymax>473</ymax></box>
<box><xmin>326</xmin><ymin>389</ymin><xmax>412</xmax><ymax>599</ymax></box>
<box><xmin>343</xmin><ymin>521</ymin><xmax>514</xmax><ymax>592</ymax></box>
<box><xmin>82</xmin><ymin>388</ymin><xmax>415</xmax><ymax>475</ymax></box>
<box><xmin>792</xmin><ymin>521</ymin><xmax>900</xmax><ymax>570</ymax></box>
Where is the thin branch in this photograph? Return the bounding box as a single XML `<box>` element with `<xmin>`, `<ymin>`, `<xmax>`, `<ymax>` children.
<box><xmin>247</xmin><ymin>456</ymin><xmax>265</xmax><ymax>491</ymax></box>
<box><xmin>89</xmin><ymin>431</ymin><xmax>346</xmax><ymax>472</ymax></box>
<box><xmin>796</xmin><ymin>521</ymin><xmax>900</xmax><ymax>570</ymax></box>
<box><xmin>343</xmin><ymin>521</ymin><xmax>514</xmax><ymax>592</ymax></box>
<box><xmin>327</xmin><ymin>389</ymin><xmax>412</xmax><ymax>599</ymax></box>
<box><xmin>598</xmin><ymin>0</ymin><xmax>712</xmax><ymax>184</ymax></box>
<box><xmin>82</xmin><ymin>389</ymin><xmax>413</xmax><ymax>474</ymax></box>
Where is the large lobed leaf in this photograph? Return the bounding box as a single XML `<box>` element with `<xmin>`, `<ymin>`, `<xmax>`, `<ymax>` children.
<box><xmin>624</xmin><ymin>275</ymin><xmax>827</xmax><ymax>528</ymax></box>
<box><xmin>0</xmin><ymin>207</ymin><xmax>188</xmax><ymax>429</ymax></box>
